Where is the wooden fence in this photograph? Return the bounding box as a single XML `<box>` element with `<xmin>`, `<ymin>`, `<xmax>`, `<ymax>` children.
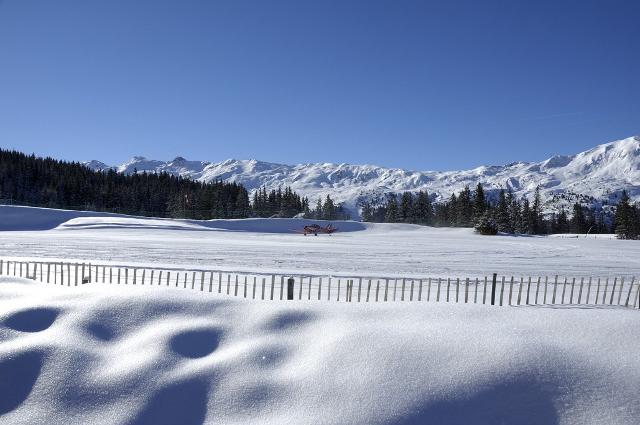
<box><xmin>1</xmin><ymin>258</ymin><xmax>639</xmax><ymax>309</ymax></box>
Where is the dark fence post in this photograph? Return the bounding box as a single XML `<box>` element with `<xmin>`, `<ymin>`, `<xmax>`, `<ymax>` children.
<box><xmin>287</xmin><ymin>278</ymin><xmax>294</xmax><ymax>300</ymax></box>
<box><xmin>491</xmin><ymin>273</ymin><xmax>497</xmax><ymax>305</ymax></box>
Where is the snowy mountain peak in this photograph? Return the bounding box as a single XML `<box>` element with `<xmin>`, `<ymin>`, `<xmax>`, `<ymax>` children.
<box><xmin>83</xmin><ymin>136</ymin><xmax>640</xmax><ymax>216</ymax></box>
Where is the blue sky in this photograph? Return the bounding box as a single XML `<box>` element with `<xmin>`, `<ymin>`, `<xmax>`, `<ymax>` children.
<box><xmin>0</xmin><ymin>0</ymin><xmax>638</xmax><ymax>170</ymax></box>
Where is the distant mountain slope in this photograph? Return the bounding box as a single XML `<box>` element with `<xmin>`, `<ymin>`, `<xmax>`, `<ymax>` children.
<box><xmin>86</xmin><ymin>136</ymin><xmax>640</xmax><ymax>216</ymax></box>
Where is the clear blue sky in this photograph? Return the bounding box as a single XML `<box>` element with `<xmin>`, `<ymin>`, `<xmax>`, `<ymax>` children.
<box><xmin>0</xmin><ymin>0</ymin><xmax>638</xmax><ymax>170</ymax></box>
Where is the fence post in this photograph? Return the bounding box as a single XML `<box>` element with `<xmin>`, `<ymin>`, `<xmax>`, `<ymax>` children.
<box><xmin>602</xmin><ymin>277</ymin><xmax>609</xmax><ymax>304</ymax></box>
<box><xmin>624</xmin><ymin>277</ymin><xmax>635</xmax><ymax>307</ymax></box>
<box><xmin>586</xmin><ymin>277</ymin><xmax>592</xmax><ymax>304</ymax></box>
<box><xmin>357</xmin><ymin>278</ymin><xmax>362</xmax><ymax>302</ymax></box>
<box><xmin>261</xmin><ymin>277</ymin><xmax>266</xmax><ymax>300</ymax></box>
<box><xmin>534</xmin><ymin>277</ymin><xmax>540</xmax><ymax>304</ymax></box>
<box><xmin>526</xmin><ymin>276</ymin><xmax>531</xmax><ymax>305</ymax></box>
<box><xmin>234</xmin><ymin>274</ymin><xmax>239</xmax><ymax>296</ymax></box>
<box><xmin>337</xmin><ymin>279</ymin><xmax>341</xmax><ymax>302</ymax></box>
<box><xmin>577</xmin><ymin>278</ymin><xmax>584</xmax><ymax>304</ymax></box>
<box><xmin>318</xmin><ymin>277</ymin><xmax>323</xmax><ymax>301</ymax></box>
<box><xmin>327</xmin><ymin>277</ymin><xmax>332</xmax><ymax>301</ymax></box>
<box><xmin>561</xmin><ymin>277</ymin><xmax>568</xmax><ymax>304</ymax></box>
<box><xmin>308</xmin><ymin>277</ymin><xmax>312</xmax><ymax>300</ymax></box>
<box><xmin>569</xmin><ymin>277</ymin><xmax>575</xmax><ymax>304</ymax></box>
<box><xmin>609</xmin><ymin>277</ymin><xmax>617</xmax><ymax>305</ymax></box>
<box><xmin>393</xmin><ymin>279</ymin><xmax>397</xmax><ymax>301</ymax></box>
<box><xmin>218</xmin><ymin>272</ymin><xmax>222</xmax><ymax>293</ymax></box>
<box><xmin>551</xmin><ymin>276</ymin><xmax>558</xmax><ymax>304</ymax></box>
<box><xmin>418</xmin><ymin>279</ymin><xmax>423</xmax><ymax>302</ymax></box>
<box><xmin>281</xmin><ymin>276</ymin><xmax>285</xmax><ymax>300</ymax></box>
<box><xmin>473</xmin><ymin>278</ymin><xmax>478</xmax><ymax>303</ymax></box>
<box><xmin>409</xmin><ymin>280</ymin><xmax>414</xmax><ymax>302</ymax></box>
<box><xmin>455</xmin><ymin>278</ymin><xmax>460</xmax><ymax>303</ymax></box>
<box><xmin>271</xmin><ymin>275</ymin><xmax>276</xmax><ymax>300</ymax></box>
<box><xmin>427</xmin><ymin>278</ymin><xmax>432</xmax><ymax>302</ymax></box>
<box><xmin>209</xmin><ymin>273</ymin><xmax>214</xmax><ymax>292</ymax></box>
<box><xmin>446</xmin><ymin>278</ymin><xmax>451</xmax><ymax>302</ymax></box>
<box><xmin>401</xmin><ymin>279</ymin><xmax>406</xmax><ymax>302</ymax></box>
<box><xmin>483</xmin><ymin>276</ymin><xmax>487</xmax><ymax>304</ymax></box>
<box><xmin>366</xmin><ymin>279</ymin><xmax>371</xmax><ymax>302</ymax></box>
<box><xmin>376</xmin><ymin>279</ymin><xmax>380</xmax><ymax>302</ymax></box>
<box><xmin>436</xmin><ymin>278</ymin><xmax>441</xmax><ymax>302</ymax></box>
<box><xmin>287</xmin><ymin>278</ymin><xmax>294</xmax><ymax>300</ymax></box>
<box><xmin>464</xmin><ymin>278</ymin><xmax>469</xmax><ymax>303</ymax></box>
<box><xmin>517</xmin><ymin>277</ymin><xmax>523</xmax><ymax>305</ymax></box>
<box><xmin>491</xmin><ymin>273</ymin><xmax>497</xmax><ymax>305</ymax></box>
<box><xmin>617</xmin><ymin>277</ymin><xmax>625</xmax><ymax>305</ymax></box>
<box><xmin>508</xmin><ymin>276</ymin><xmax>514</xmax><ymax>305</ymax></box>
<box><xmin>201</xmin><ymin>273</ymin><xmax>205</xmax><ymax>292</ymax></box>
<box><xmin>244</xmin><ymin>275</ymin><xmax>248</xmax><ymax>298</ymax></box>
<box><xmin>298</xmin><ymin>276</ymin><xmax>303</xmax><ymax>300</ymax></box>
<box><xmin>384</xmin><ymin>279</ymin><xmax>389</xmax><ymax>302</ymax></box>
<box><xmin>252</xmin><ymin>276</ymin><xmax>257</xmax><ymax>299</ymax></box>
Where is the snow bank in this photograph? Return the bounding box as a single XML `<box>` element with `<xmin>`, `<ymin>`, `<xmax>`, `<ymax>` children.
<box><xmin>0</xmin><ymin>206</ymin><xmax>366</xmax><ymax>233</ymax></box>
<box><xmin>0</xmin><ymin>279</ymin><xmax>638</xmax><ymax>424</ymax></box>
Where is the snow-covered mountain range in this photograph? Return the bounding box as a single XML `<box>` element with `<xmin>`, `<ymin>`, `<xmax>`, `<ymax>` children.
<box><xmin>85</xmin><ymin>136</ymin><xmax>640</xmax><ymax>216</ymax></box>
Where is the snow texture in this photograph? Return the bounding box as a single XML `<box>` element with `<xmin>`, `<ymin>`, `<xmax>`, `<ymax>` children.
<box><xmin>1</xmin><ymin>209</ymin><xmax>639</xmax><ymax>424</ymax></box>
<box><xmin>0</xmin><ymin>277</ymin><xmax>638</xmax><ymax>425</ymax></box>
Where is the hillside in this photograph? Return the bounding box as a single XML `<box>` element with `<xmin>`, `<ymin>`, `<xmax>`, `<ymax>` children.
<box><xmin>86</xmin><ymin>136</ymin><xmax>640</xmax><ymax>215</ymax></box>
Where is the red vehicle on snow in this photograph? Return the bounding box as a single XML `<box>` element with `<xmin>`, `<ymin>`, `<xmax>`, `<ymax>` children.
<box><xmin>299</xmin><ymin>223</ymin><xmax>337</xmax><ymax>236</ymax></box>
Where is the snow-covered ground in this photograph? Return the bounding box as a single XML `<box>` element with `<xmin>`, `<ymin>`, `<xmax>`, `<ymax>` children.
<box><xmin>1</xmin><ymin>206</ymin><xmax>639</xmax><ymax>279</ymax></box>
<box><xmin>1</xmin><ymin>278</ymin><xmax>639</xmax><ymax>425</ymax></box>
<box><xmin>1</xmin><ymin>206</ymin><xmax>639</xmax><ymax>424</ymax></box>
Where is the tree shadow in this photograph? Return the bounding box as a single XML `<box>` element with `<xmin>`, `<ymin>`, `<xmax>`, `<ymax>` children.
<box><xmin>393</xmin><ymin>378</ymin><xmax>559</xmax><ymax>425</ymax></box>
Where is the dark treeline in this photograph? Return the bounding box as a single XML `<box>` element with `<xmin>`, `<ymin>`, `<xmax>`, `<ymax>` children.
<box><xmin>361</xmin><ymin>183</ymin><xmax>639</xmax><ymax>238</ymax></box>
<box><xmin>0</xmin><ymin>149</ymin><xmax>312</xmax><ymax>219</ymax></box>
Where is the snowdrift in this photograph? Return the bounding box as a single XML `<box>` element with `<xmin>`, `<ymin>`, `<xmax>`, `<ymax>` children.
<box><xmin>0</xmin><ymin>206</ymin><xmax>366</xmax><ymax>233</ymax></box>
<box><xmin>0</xmin><ymin>279</ymin><xmax>638</xmax><ymax>424</ymax></box>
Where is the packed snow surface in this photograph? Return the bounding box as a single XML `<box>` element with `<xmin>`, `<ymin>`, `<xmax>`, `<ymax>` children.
<box><xmin>85</xmin><ymin>136</ymin><xmax>640</xmax><ymax>214</ymax></box>
<box><xmin>1</xmin><ymin>278</ymin><xmax>639</xmax><ymax>425</ymax></box>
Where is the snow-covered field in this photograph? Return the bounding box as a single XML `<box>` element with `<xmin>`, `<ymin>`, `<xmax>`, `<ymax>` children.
<box><xmin>1</xmin><ymin>206</ymin><xmax>639</xmax><ymax>279</ymax></box>
<box><xmin>1</xmin><ymin>206</ymin><xmax>639</xmax><ymax>424</ymax></box>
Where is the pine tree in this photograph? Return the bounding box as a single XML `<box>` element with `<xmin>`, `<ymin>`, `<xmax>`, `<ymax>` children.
<box><xmin>322</xmin><ymin>195</ymin><xmax>336</xmax><ymax>220</ymax></box>
<box><xmin>385</xmin><ymin>193</ymin><xmax>399</xmax><ymax>223</ymax></box>
<box><xmin>496</xmin><ymin>190</ymin><xmax>511</xmax><ymax>233</ymax></box>
<box><xmin>473</xmin><ymin>183</ymin><xmax>486</xmax><ymax>221</ymax></box>
<box><xmin>531</xmin><ymin>186</ymin><xmax>543</xmax><ymax>234</ymax></box>
<box><xmin>571</xmin><ymin>203</ymin><xmax>587</xmax><ymax>234</ymax></box>
<box><xmin>400</xmin><ymin>192</ymin><xmax>414</xmax><ymax>223</ymax></box>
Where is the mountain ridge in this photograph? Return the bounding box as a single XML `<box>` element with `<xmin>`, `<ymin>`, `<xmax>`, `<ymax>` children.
<box><xmin>85</xmin><ymin>136</ymin><xmax>640</xmax><ymax>216</ymax></box>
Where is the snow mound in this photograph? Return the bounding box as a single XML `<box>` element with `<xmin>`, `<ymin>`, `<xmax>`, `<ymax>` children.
<box><xmin>0</xmin><ymin>280</ymin><xmax>638</xmax><ymax>424</ymax></box>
